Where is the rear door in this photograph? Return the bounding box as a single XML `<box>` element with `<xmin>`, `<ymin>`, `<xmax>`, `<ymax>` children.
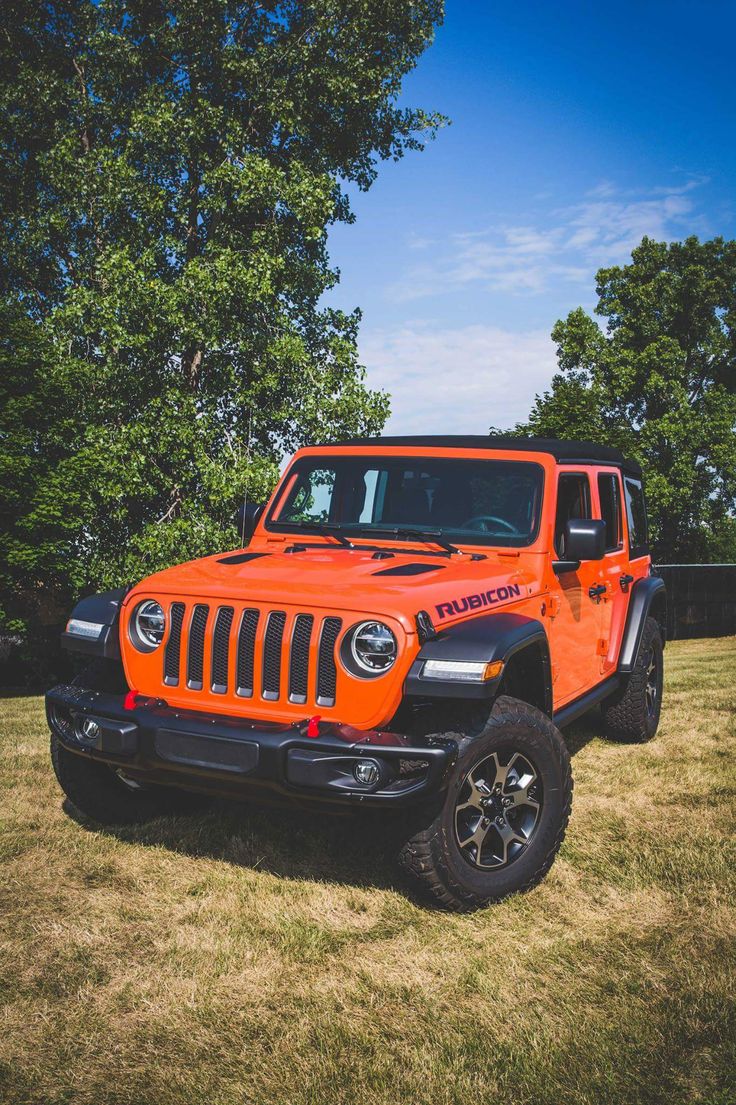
<box><xmin>594</xmin><ymin>469</ymin><xmax>630</xmax><ymax>678</ymax></box>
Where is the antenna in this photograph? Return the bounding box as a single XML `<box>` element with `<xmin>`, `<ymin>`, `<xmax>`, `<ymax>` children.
<box><xmin>240</xmin><ymin>408</ymin><xmax>252</xmax><ymax>547</ymax></box>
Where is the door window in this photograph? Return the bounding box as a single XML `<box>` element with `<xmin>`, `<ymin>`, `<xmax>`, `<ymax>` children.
<box><xmin>598</xmin><ymin>473</ymin><xmax>623</xmax><ymax>552</ymax></box>
<box><xmin>554</xmin><ymin>474</ymin><xmax>591</xmax><ymax>557</ymax></box>
<box><xmin>624</xmin><ymin>478</ymin><xmax>648</xmax><ymax>558</ymax></box>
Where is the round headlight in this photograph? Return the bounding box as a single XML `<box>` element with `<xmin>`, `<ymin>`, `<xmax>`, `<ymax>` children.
<box><xmin>131</xmin><ymin>600</ymin><xmax>166</xmax><ymax>651</ymax></box>
<box><xmin>350</xmin><ymin>621</ymin><xmax>397</xmax><ymax>675</ymax></box>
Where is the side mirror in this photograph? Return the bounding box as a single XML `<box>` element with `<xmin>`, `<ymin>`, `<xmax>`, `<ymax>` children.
<box><xmin>564</xmin><ymin>518</ymin><xmax>606</xmax><ymax>562</ymax></box>
<box><xmin>236</xmin><ymin>501</ymin><xmax>264</xmax><ymax>543</ymax></box>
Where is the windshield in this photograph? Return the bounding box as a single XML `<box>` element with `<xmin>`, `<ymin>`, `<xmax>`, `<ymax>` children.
<box><xmin>267</xmin><ymin>456</ymin><xmax>544</xmax><ymax>547</ymax></box>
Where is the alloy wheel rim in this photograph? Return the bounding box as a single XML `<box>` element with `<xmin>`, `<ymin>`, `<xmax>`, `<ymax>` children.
<box><xmin>454</xmin><ymin>750</ymin><xmax>542</xmax><ymax>870</ymax></box>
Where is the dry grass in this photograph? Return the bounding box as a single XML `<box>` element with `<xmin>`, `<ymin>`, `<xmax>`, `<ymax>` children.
<box><xmin>1</xmin><ymin>637</ymin><xmax>734</xmax><ymax>1105</ymax></box>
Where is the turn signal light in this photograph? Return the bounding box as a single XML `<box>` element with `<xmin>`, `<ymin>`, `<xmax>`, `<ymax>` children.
<box><xmin>421</xmin><ymin>659</ymin><xmax>504</xmax><ymax>683</ymax></box>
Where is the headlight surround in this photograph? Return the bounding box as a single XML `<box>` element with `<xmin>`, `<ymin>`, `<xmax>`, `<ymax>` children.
<box><xmin>130</xmin><ymin>599</ymin><xmax>166</xmax><ymax>652</ymax></box>
<box><xmin>344</xmin><ymin>620</ymin><xmax>398</xmax><ymax>677</ymax></box>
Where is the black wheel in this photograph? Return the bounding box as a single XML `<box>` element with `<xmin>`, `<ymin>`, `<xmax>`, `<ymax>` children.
<box><xmin>397</xmin><ymin>696</ymin><xmax>572</xmax><ymax>911</ymax></box>
<box><xmin>50</xmin><ymin>660</ymin><xmax>207</xmax><ymax>825</ymax></box>
<box><xmin>602</xmin><ymin>616</ymin><xmax>663</xmax><ymax>743</ymax></box>
<box><xmin>51</xmin><ymin>733</ymin><xmax>188</xmax><ymax>825</ymax></box>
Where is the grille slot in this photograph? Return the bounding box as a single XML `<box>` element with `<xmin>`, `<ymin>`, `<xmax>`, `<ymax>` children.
<box><xmin>289</xmin><ymin>614</ymin><xmax>314</xmax><ymax>703</ymax></box>
<box><xmin>187</xmin><ymin>604</ymin><xmax>209</xmax><ymax>690</ymax></box>
<box><xmin>262</xmin><ymin>611</ymin><xmax>287</xmax><ymax>700</ymax></box>
<box><xmin>211</xmin><ymin>606</ymin><xmax>234</xmax><ymax>693</ymax></box>
<box><xmin>316</xmin><ymin>617</ymin><xmax>342</xmax><ymax>707</ymax></box>
<box><xmin>236</xmin><ymin>608</ymin><xmax>260</xmax><ymax>697</ymax></box>
<box><xmin>164</xmin><ymin>602</ymin><xmax>185</xmax><ymax>685</ymax></box>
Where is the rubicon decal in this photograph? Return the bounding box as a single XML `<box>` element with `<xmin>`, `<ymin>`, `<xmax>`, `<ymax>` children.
<box><xmin>435</xmin><ymin>583</ymin><xmax>522</xmax><ymax>620</ymax></box>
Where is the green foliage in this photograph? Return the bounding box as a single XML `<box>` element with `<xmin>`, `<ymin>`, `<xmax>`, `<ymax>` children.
<box><xmin>0</xmin><ymin>0</ymin><xmax>445</xmax><ymax>640</ymax></box>
<box><xmin>516</xmin><ymin>237</ymin><xmax>736</xmax><ymax>562</ymax></box>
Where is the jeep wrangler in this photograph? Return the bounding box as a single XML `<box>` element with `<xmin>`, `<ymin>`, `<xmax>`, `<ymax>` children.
<box><xmin>47</xmin><ymin>436</ymin><xmax>666</xmax><ymax>910</ymax></box>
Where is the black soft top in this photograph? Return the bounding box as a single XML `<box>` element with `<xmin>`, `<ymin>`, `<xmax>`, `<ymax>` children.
<box><xmin>337</xmin><ymin>436</ymin><xmax>642</xmax><ymax>477</ymax></box>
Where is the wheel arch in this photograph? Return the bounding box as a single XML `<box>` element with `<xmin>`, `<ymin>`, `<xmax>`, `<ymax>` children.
<box><xmin>61</xmin><ymin>588</ymin><xmax>129</xmax><ymax>660</ymax></box>
<box><xmin>618</xmin><ymin>575</ymin><xmax>667</xmax><ymax>673</ymax></box>
<box><xmin>404</xmin><ymin>612</ymin><xmax>553</xmax><ymax>715</ymax></box>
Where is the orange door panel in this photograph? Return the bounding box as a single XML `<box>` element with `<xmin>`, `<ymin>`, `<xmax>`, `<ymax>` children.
<box><xmin>593</xmin><ymin>469</ymin><xmax>629</xmax><ymax>676</ymax></box>
<box><xmin>547</xmin><ymin>470</ymin><xmax>602</xmax><ymax>703</ymax></box>
<box><xmin>549</xmin><ymin>560</ymin><xmax>602</xmax><ymax>702</ymax></box>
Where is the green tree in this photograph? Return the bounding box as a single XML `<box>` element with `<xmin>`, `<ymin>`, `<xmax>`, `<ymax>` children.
<box><xmin>0</xmin><ymin>0</ymin><xmax>444</xmax><ymax>647</ymax></box>
<box><xmin>516</xmin><ymin>236</ymin><xmax>736</xmax><ymax>562</ymax></box>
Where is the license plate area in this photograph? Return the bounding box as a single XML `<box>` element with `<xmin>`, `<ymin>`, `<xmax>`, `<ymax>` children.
<box><xmin>154</xmin><ymin>729</ymin><xmax>260</xmax><ymax>774</ymax></box>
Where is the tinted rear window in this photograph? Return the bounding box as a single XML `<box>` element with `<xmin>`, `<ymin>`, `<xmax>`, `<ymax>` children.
<box><xmin>598</xmin><ymin>473</ymin><xmax>623</xmax><ymax>552</ymax></box>
<box><xmin>624</xmin><ymin>478</ymin><xmax>648</xmax><ymax>558</ymax></box>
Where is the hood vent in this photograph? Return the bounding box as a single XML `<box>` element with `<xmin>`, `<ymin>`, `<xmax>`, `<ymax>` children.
<box><xmin>217</xmin><ymin>552</ymin><xmax>269</xmax><ymax>565</ymax></box>
<box><xmin>372</xmin><ymin>563</ymin><xmax>446</xmax><ymax>577</ymax></box>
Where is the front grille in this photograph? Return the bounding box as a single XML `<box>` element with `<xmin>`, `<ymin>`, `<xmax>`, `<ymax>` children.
<box><xmin>161</xmin><ymin>602</ymin><xmax>345</xmax><ymax>712</ymax></box>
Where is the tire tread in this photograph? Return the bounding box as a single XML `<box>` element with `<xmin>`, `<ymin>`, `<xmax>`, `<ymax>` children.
<box><xmin>397</xmin><ymin>697</ymin><xmax>573</xmax><ymax>912</ymax></box>
<box><xmin>602</xmin><ymin>617</ymin><xmax>663</xmax><ymax>743</ymax></box>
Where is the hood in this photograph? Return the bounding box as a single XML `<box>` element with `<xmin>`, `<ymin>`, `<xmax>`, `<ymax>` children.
<box><xmin>125</xmin><ymin>544</ymin><xmax>538</xmax><ymax>632</ymax></box>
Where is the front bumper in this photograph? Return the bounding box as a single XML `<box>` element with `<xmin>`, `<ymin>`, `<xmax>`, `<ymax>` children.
<box><xmin>46</xmin><ymin>684</ymin><xmax>457</xmax><ymax>808</ymax></box>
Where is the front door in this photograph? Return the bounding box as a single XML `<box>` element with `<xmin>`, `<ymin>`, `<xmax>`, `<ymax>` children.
<box><xmin>548</xmin><ymin>471</ymin><xmax>603</xmax><ymax>704</ymax></box>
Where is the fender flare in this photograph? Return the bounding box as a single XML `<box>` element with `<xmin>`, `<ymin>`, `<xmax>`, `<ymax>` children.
<box><xmin>404</xmin><ymin>612</ymin><xmax>552</xmax><ymax>711</ymax></box>
<box><xmin>61</xmin><ymin>588</ymin><xmax>128</xmax><ymax>660</ymax></box>
<box><xmin>618</xmin><ymin>575</ymin><xmax>667</xmax><ymax>673</ymax></box>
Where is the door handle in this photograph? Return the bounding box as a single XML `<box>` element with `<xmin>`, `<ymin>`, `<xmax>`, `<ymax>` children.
<box><xmin>588</xmin><ymin>584</ymin><xmax>607</xmax><ymax>602</ymax></box>
<box><xmin>620</xmin><ymin>574</ymin><xmax>634</xmax><ymax>592</ymax></box>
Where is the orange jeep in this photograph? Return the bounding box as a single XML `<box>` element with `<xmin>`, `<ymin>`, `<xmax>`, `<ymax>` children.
<box><xmin>47</xmin><ymin>437</ymin><xmax>666</xmax><ymax>910</ymax></box>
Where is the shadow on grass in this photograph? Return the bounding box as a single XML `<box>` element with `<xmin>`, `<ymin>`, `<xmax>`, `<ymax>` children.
<box><xmin>66</xmin><ymin>794</ymin><xmax>418</xmax><ymax>898</ymax></box>
<box><xmin>562</xmin><ymin>707</ymin><xmax>608</xmax><ymax>756</ymax></box>
<box><xmin>64</xmin><ymin>714</ymin><xmax>609</xmax><ymax>902</ymax></box>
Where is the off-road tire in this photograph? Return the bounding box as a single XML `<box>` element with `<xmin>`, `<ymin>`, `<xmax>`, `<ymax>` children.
<box><xmin>50</xmin><ymin>660</ymin><xmax>206</xmax><ymax>825</ymax></box>
<box><xmin>51</xmin><ymin>733</ymin><xmax>189</xmax><ymax>825</ymax></box>
<box><xmin>602</xmin><ymin>616</ymin><xmax>663</xmax><ymax>743</ymax></box>
<box><xmin>397</xmin><ymin>695</ymin><xmax>572</xmax><ymax>912</ymax></box>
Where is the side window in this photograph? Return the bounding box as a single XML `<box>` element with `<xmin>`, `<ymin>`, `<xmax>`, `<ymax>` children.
<box><xmin>598</xmin><ymin>473</ymin><xmax>623</xmax><ymax>552</ymax></box>
<box><xmin>554</xmin><ymin>474</ymin><xmax>591</xmax><ymax>557</ymax></box>
<box><xmin>624</xmin><ymin>478</ymin><xmax>648</xmax><ymax>558</ymax></box>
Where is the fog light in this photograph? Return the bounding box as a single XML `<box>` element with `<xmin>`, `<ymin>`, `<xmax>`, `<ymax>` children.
<box><xmin>353</xmin><ymin>759</ymin><xmax>381</xmax><ymax>786</ymax></box>
<box><xmin>78</xmin><ymin>717</ymin><xmax>100</xmax><ymax>743</ymax></box>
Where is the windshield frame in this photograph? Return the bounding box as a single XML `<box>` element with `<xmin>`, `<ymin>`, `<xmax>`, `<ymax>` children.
<box><xmin>264</xmin><ymin>453</ymin><xmax>546</xmax><ymax>549</ymax></box>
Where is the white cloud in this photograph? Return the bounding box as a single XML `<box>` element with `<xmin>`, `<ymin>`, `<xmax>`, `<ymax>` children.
<box><xmin>389</xmin><ymin>179</ymin><xmax>706</xmax><ymax>302</ymax></box>
<box><xmin>360</xmin><ymin>323</ymin><xmax>557</xmax><ymax>435</ymax></box>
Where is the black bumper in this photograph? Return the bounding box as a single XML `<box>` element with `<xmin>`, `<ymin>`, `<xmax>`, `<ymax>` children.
<box><xmin>45</xmin><ymin>684</ymin><xmax>457</xmax><ymax>808</ymax></box>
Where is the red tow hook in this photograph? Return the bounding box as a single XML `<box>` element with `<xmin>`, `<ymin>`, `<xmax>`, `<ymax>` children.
<box><xmin>123</xmin><ymin>690</ymin><xmax>167</xmax><ymax>711</ymax></box>
<box><xmin>123</xmin><ymin>689</ymin><xmax>139</xmax><ymax>711</ymax></box>
<box><xmin>306</xmin><ymin>715</ymin><xmax>322</xmax><ymax>738</ymax></box>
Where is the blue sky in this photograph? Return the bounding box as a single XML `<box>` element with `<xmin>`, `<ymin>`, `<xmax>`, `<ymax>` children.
<box><xmin>326</xmin><ymin>0</ymin><xmax>736</xmax><ymax>434</ymax></box>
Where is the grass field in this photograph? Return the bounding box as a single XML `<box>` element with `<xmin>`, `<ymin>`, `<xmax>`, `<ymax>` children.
<box><xmin>1</xmin><ymin>637</ymin><xmax>734</xmax><ymax>1105</ymax></box>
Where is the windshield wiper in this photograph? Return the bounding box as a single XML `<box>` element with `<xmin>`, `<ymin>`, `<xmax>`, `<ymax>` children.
<box><xmin>352</xmin><ymin>525</ymin><xmax>461</xmax><ymax>556</ymax></box>
<box><xmin>288</xmin><ymin>521</ymin><xmax>461</xmax><ymax>555</ymax></box>
<box><xmin>293</xmin><ymin>521</ymin><xmax>354</xmax><ymax>548</ymax></box>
